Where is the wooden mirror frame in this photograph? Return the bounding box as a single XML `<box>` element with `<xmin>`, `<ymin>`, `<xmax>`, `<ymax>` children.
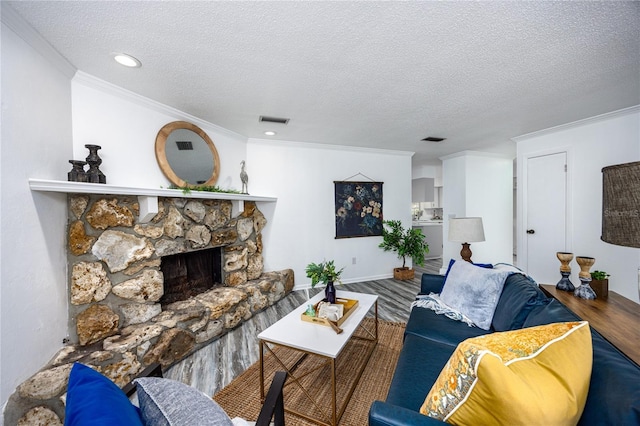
<box><xmin>155</xmin><ymin>121</ymin><xmax>221</xmax><ymax>187</ymax></box>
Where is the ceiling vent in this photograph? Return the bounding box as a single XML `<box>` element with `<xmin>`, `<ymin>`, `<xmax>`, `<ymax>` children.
<box><xmin>259</xmin><ymin>116</ymin><xmax>290</xmax><ymax>125</ymax></box>
<box><xmin>421</xmin><ymin>136</ymin><xmax>446</xmax><ymax>142</ymax></box>
<box><xmin>176</xmin><ymin>141</ymin><xmax>193</xmax><ymax>151</ymax></box>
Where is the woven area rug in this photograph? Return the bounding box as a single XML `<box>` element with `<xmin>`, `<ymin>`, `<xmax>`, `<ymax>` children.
<box><xmin>213</xmin><ymin>318</ymin><xmax>405</xmax><ymax>425</ymax></box>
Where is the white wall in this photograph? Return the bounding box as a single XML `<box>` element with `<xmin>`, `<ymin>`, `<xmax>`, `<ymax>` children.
<box><xmin>71</xmin><ymin>73</ymin><xmax>248</xmax><ymax>191</ymax></box>
<box><xmin>247</xmin><ymin>139</ymin><xmax>413</xmax><ymax>288</ymax></box>
<box><xmin>1</xmin><ymin>18</ymin><xmax>74</xmax><ymax>415</ymax></box>
<box><xmin>516</xmin><ymin>107</ymin><xmax>640</xmax><ymax>302</ymax></box>
<box><xmin>441</xmin><ymin>152</ymin><xmax>514</xmax><ymax>267</ymax></box>
<box><xmin>441</xmin><ymin>155</ymin><xmax>466</xmax><ymax>267</ymax></box>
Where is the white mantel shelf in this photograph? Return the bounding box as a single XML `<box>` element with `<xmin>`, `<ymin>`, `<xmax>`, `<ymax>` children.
<box><xmin>28</xmin><ymin>179</ymin><xmax>277</xmax><ymax>202</ymax></box>
<box><xmin>29</xmin><ymin>179</ymin><xmax>277</xmax><ymax>222</ymax></box>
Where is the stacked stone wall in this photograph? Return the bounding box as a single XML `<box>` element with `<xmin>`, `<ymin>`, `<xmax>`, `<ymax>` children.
<box><xmin>4</xmin><ymin>194</ymin><xmax>294</xmax><ymax>425</ymax></box>
<box><xmin>67</xmin><ymin>195</ymin><xmax>268</xmax><ymax>342</ymax></box>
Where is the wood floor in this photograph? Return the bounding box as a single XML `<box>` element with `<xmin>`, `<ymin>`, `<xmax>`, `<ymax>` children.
<box><xmin>165</xmin><ymin>259</ymin><xmax>443</xmax><ymax>396</ymax></box>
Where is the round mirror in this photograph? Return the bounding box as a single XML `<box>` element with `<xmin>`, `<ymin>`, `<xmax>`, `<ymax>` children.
<box><xmin>155</xmin><ymin>121</ymin><xmax>221</xmax><ymax>187</ymax></box>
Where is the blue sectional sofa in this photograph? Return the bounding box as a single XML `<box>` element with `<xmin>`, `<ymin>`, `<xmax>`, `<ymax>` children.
<box><xmin>369</xmin><ymin>272</ymin><xmax>640</xmax><ymax>425</ymax></box>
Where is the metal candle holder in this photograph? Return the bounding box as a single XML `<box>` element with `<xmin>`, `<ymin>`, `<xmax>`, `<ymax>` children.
<box><xmin>67</xmin><ymin>160</ymin><xmax>88</xmax><ymax>182</ymax></box>
<box><xmin>84</xmin><ymin>144</ymin><xmax>106</xmax><ymax>184</ymax></box>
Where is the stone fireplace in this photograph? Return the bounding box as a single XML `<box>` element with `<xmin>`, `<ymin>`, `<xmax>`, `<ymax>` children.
<box><xmin>5</xmin><ymin>192</ymin><xmax>293</xmax><ymax>425</ymax></box>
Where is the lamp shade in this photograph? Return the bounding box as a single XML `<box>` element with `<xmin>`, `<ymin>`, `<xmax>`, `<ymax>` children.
<box><xmin>449</xmin><ymin>217</ymin><xmax>485</xmax><ymax>243</ymax></box>
<box><xmin>601</xmin><ymin>161</ymin><xmax>640</xmax><ymax>248</ymax></box>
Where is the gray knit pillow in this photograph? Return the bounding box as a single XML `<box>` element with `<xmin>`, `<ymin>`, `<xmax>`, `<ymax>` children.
<box><xmin>134</xmin><ymin>377</ymin><xmax>233</xmax><ymax>426</ymax></box>
<box><xmin>440</xmin><ymin>259</ymin><xmax>511</xmax><ymax>330</ymax></box>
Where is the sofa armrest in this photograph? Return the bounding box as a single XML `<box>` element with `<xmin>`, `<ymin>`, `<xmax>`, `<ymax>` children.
<box><xmin>420</xmin><ymin>274</ymin><xmax>445</xmax><ymax>295</ymax></box>
<box><xmin>369</xmin><ymin>401</ymin><xmax>446</xmax><ymax>426</ymax></box>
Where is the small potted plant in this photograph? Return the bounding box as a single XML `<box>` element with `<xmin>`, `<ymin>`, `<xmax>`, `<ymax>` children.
<box><xmin>378</xmin><ymin>220</ymin><xmax>429</xmax><ymax>280</ymax></box>
<box><xmin>305</xmin><ymin>260</ymin><xmax>344</xmax><ymax>303</ymax></box>
<box><xmin>590</xmin><ymin>270</ymin><xmax>610</xmax><ymax>298</ymax></box>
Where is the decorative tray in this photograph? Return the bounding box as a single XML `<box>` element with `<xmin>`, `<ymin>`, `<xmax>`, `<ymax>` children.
<box><xmin>301</xmin><ymin>298</ymin><xmax>359</xmax><ymax>328</ymax></box>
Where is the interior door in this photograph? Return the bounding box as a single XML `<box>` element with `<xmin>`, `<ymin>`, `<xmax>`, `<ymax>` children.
<box><xmin>525</xmin><ymin>152</ymin><xmax>567</xmax><ymax>284</ymax></box>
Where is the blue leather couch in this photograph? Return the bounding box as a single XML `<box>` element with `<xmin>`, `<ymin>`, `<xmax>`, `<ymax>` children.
<box><xmin>369</xmin><ymin>272</ymin><xmax>640</xmax><ymax>425</ymax></box>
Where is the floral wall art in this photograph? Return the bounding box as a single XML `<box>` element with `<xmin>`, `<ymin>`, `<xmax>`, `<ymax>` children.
<box><xmin>334</xmin><ymin>181</ymin><xmax>383</xmax><ymax>238</ymax></box>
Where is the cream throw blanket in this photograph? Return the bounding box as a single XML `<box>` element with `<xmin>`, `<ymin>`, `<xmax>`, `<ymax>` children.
<box><xmin>411</xmin><ymin>293</ymin><xmax>476</xmax><ymax>327</ymax></box>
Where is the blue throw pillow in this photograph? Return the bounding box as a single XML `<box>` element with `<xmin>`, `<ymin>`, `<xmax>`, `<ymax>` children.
<box><xmin>443</xmin><ymin>258</ymin><xmax>493</xmax><ymax>282</ymax></box>
<box><xmin>65</xmin><ymin>363</ymin><xmax>143</xmax><ymax>426</ymax></box>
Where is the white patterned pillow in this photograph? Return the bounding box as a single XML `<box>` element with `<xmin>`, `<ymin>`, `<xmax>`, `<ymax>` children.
<box><xmin>135</xmin><ymin>377</ymin><xmax>233</xmax><ymax>426</ymax></box>
<box><xmin>439</xmin><ymin>260</ymin><xmax>511</xmax><ymax>330</ymax></box>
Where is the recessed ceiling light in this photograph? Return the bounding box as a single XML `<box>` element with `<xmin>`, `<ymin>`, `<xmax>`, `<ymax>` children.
<box><xmin>264</xmin><ymin>131</ymin><xmax>277</xmax><ymax>136</ymax></box>
<box><xmin>113</xmin><ymin>53</ymin><xmax>141</xmax><ymax>68</ymax></box>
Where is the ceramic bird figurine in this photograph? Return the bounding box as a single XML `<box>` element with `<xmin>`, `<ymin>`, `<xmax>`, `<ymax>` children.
<box><xmin>240</xmin><ymin>160</ymin><xmax>249</xmax><ymax>194</ymax></box>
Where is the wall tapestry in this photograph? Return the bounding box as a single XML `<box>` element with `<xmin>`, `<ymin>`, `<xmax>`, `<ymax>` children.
<box><xmin>334</xmin><ymin>181</ymin><xmax>383</xmax><ymax>238</ymax></box>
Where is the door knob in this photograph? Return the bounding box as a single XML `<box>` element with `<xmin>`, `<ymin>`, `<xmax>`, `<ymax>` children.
<box><xmin>526</xmin><ymin>229</ymin><xmax>535</xmax><ymax>234</ymax></box>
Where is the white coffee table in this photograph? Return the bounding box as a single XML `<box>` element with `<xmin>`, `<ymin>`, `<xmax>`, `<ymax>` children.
<box><xmin>258</xmin><ymin>290</ymin><xmax>378</xmax><ymax>426</ymax></box>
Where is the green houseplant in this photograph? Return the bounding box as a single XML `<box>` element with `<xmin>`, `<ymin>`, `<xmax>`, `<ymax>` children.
<box><xmin>590</xmin><ymin>270</ymin><xmax>610</xmax><ymax>298</ymax></box>
<box><xmin>590</xmin><ymin>270</ymin><xmax>610</xmax><ymax>280</ymax></box>
<box><xmin>379</xmin><ymin>220</ymin><xmax>429</xmax><ymax>280</ymax></box>
<box><xmin>305</xmin><ymin>260</ymin><xmax>344</xmax><ymax>303</ymax></box>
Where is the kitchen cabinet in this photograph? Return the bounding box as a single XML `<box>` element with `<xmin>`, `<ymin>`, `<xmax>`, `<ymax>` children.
<box><xmin>434</xmin><ymin>187</ymin><xmax>442</xmax><ymax>208</ymax></box>
<box><xmin>412</xmin><ymin>178</ymin><xmax>434</xmax><ymax>203</ymax></box>
<box><xmin>412</xmin><ymin>222</ymin><xmax>443</xmax><ymax>259</ymax></box>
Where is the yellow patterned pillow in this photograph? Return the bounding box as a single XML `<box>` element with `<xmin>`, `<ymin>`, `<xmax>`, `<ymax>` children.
<box><xmin>421</xmin><ymin>321</ymin><xmax>592</xmax><ymax>425</ymax></box>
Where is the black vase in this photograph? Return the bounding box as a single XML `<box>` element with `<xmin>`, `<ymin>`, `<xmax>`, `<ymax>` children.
<box><xmin>325</xmin><ymin>281</ymin><xmax>336</xmax><ymax>304</ymax></box>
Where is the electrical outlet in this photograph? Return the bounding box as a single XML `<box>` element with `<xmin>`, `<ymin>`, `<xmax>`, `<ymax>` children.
<box><xmin>352</xmin><ymin>257</ymin><xmax>357</xmax><ymax>264</ymax></box>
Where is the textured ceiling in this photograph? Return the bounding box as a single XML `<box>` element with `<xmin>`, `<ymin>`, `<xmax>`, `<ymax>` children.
<box><xmin>7</xmin><ymin>1</ymin><xmax>640</xmax><ymax>165</ymax></box>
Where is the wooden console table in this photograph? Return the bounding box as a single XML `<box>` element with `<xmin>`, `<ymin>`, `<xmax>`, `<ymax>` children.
<box><xmin>541</xmin><ymin>284</ymin><xmax>640</xmax><ymax>366</ymax></box>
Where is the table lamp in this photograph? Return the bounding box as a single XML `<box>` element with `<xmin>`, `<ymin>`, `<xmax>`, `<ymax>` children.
<box><xmin>449</xmin><ymin>217</ymin><xmax>485</xmax><ymax>262</ymax></box>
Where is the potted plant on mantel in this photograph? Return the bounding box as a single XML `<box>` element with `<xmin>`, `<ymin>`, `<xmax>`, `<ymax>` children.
<box><xmin>305</xmin><ymin>260</ymin><xmax>344</xmax><ymax>303</ymax></box>
<box><xmin>379</xmin><ymin>220</ymin><xmax>430</xmax><ymax>280</ymax></box>
<box><xmin>590</xmin><ymin>270</ymin><xmax>610</xmax><ymax>298</ymax></box>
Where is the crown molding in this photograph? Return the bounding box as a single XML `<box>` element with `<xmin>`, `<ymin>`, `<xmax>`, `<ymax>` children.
<box><xmin>439</xmin><ymin>150</ymin><xmax>514</xmax><ymax>161</ymax></box>
<box><xmin>247</xmin><ymin>137</ymin><xmax>414</xmax><ymax>157</ymax></box>
<box><xmin>512</xmin><ymin>105</ymin><xmax>640</xmax><ymax>142</ymax></box>
<box><xmin>1</xmin><ymin>3</ymin><xmax>76</xmax><ymax>78</ymax></box>
<box><xmin>73</xmin><ymin>71</ymin><xmax>247</xmax><ymax>141</ymax></box>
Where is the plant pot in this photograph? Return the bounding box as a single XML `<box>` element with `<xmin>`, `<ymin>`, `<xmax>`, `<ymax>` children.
<box><xmin>590</xmin><ymin>279</ymin><xmax>609</xmax><ymax>299</ymax></box>
<box><xmin>393</xmin><ymin>267</ymin><xmax>414</xmax><ymax>280</ymax></box>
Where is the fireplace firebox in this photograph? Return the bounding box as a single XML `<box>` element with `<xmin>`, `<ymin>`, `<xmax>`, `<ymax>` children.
<box><xmin>160</xmin><ymin>247</ymin><xmax>223</xmax><ymax>306</ymax></box>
